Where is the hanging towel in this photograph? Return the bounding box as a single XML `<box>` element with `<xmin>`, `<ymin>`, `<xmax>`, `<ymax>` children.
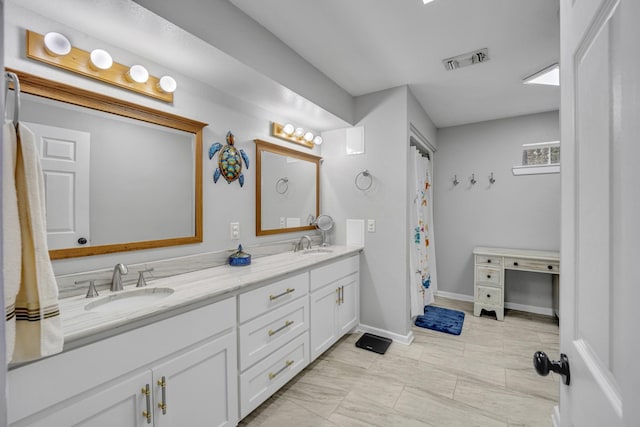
<box><xmin>3</xmin><ymin>122</ymin><xmax>21</xmax><ymax>362</ymax></box>
<box><xmin>11</xmin><ymin>122</ymin><xmax>63</xmax><ymax>363</ymax></box>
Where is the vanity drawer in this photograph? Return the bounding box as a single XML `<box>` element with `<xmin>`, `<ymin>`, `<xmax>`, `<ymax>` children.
<box><xmin>239</xmin><ymin>296</ymin><xmax>309</xmax><ymax>371</ymax></box>
<box><xmin>310</xmin><ymin>255</ymin><xmax>359</xmax><ymax>292</ymax></box>
<box><xmin>476</xmin><ymin>285</ymin><xmax>502</xmax><ymax>306</ymax></box>
<box><xmin>475</xmin><ymin>255</ymin><xmax>503</xmax><ymax>267</ymax></box>
<box><xmin>239</xmin><ymin>272</ymin><xmax>308</xmax><ymax>323</ymax></box>
<box><xmin>475</xmin><ymin>267</ymin><xmax>501</xmax><ymax>284</ymax></box>
<box><xmin>504</xmin><ymin>257</ymin><xmax>560</xmax><ymax>273</ymax></box>
<box><xmin>240</xmin><ymin>331</ymin><xmax>309</xmax><ymax>418</ymax></box>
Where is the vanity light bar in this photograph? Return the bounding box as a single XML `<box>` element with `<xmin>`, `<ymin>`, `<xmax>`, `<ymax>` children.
<box><xmin>271</xmin><ymin>122</ymin><xmax>322</xmax><ymax>149</ymax></box>
<box><xmin>26</xmin><ymin>30</ymin><xmax>175</xmax><ymax>103</ymax></box>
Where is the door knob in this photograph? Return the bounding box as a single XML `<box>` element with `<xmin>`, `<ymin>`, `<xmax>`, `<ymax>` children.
<box><xmin>533</xmin><ymin>351</ymin><xmax>570</xmax><ymax>386</ymax></box>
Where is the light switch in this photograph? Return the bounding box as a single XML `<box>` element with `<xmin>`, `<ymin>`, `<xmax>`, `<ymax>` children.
<box><xmin>367</xmin><ymin>219</ymin><xmax>375</xmax><ymax>233</ymax></box>
<box><xmin>230</xmin><ymin>222</ymin><xmax>240</xmax><ymax>240</ymax></box>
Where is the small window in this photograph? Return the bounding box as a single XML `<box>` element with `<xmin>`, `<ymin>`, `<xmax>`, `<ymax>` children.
<box><xmin>513</xmin><ymin>141</ymin><xmax>560</xmax><ymax>175</ymax></box>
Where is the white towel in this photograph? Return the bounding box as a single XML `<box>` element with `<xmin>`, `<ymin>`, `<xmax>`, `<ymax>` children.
<box><xmin>3</xmin><ymin>122</ymin><xmax>21</xmax><ymax>362</ymax></box>
<box><xmin>11</xmin><ymin>122</ymin><xmax>63</xmax><ymax>363</ymax></box>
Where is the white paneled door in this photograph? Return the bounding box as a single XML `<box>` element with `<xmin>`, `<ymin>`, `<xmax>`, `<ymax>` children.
<box><xmin>555</xmin><ymin>0</ymin><xmax>640</xmax><ymax>426</ymax></box>
<box><xmin>25</xmin><ymin>122</ymin><xmax>90</xmax><ymax>250</ymax></box>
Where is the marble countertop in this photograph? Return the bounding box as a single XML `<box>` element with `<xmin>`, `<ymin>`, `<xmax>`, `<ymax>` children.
<box><xmin>59</xmin><ymin>245</ymin><xmax>362</xmax><ymax>348</ymax></box>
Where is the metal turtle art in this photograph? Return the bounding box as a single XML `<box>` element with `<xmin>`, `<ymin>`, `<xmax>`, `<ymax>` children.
<box><xmin>209</xmin><ymin>131</ymin><xmax>250</xmax><ymax>187</ymax></box>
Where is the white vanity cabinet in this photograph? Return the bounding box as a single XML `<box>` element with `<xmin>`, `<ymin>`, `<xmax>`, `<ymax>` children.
<box><xmin>237</xmin><ymin>272</ymin><xmax>310</xmax><ymax>418</ymax></box>
<box><xmin>8</xmin><ymin>298</ymin><xmax>238</xmax><ymax>427</ymax></box>
<box><xmin>309</xmin><ymin>255</ymin><xmax>359</xmax><ymax>361</ymax></box>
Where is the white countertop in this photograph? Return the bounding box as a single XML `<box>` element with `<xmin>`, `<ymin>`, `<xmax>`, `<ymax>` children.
<box><xmin>59</xmin><ymin>246</ymin><xmax>362</xmax><ymax>348</ymax></box>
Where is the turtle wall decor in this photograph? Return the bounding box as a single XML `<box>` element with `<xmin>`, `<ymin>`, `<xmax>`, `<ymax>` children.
<box><xmin>209</xmin><ymin>131</ymin><xmax>250</xmax><ymax>187</ymax></box>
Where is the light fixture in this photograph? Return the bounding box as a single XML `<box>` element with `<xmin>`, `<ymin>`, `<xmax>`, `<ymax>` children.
<box><xmin>43</xmin><ymin>32</ymin><xmax>71</xmax><ymax>56</ymax></box>
<box><xmin>89</xmin><ymin>49</ymin><xmax>113</xmax><ymax>70</ymax></box>
<box><xmin>27</xmin><ymin>30</ymin><xmax>175</xmax><ymax>102</ymax></box>
<box><xmin>442</xmin><ymin>48</ymin><xmax>489</xmax><ymax>71</ymax></box>
<box><xmin>282</xmin><ymin>123</ymin><xmax>295</xmax><ymax>135</ymax></box>
<box><xmin>423</xmin><ymin>0</ymin><xmax>435</xmax><ymax>4</ymax></box>
<box><xmin>158</xmin><ymin>75</ymin><xmax>177</xmax><ymax>93</ymax></box>
<box><xmin>271</xmin><ymin>122</ymin><xmax>322</xmax><ymax>149</ymax></box>
<box><xmin>523</xmin><ymin>64</ymin><xmax>559</xmax><ymax>86</ymax></box>
<box><xmin>127</xmin><ymin>65</ymin><xmax>149</xmax><ymax>84</ymax></box>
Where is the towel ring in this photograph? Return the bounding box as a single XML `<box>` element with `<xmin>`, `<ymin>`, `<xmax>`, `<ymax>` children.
<box><xmin>355</xmin><ymin>169</ymin><xmax>372</xmax><ymax>191</ymax></box>
<box><xmin>4</xmin><ymin>71</ymin><xmax>21</xmax><ymax>131</ymax></box>
<box><xmin>276</xmin><ymin>177</ymin><xmax>289</xmax><ymax>194</ymax></box>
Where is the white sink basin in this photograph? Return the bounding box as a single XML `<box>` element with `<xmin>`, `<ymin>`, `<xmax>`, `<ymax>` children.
<box><xmin>85</xmin><ymin>287</ymin><xmax>174</xmax><ymax>313</ymax></box>
<box><xmin>300</xmin><ymin>248</ymin><xmax>334</xmax><ymax>255</ymax></box>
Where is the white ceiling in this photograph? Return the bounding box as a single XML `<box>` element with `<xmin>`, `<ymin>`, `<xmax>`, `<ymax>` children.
<box><xmin>229</xmin><ymin>0</ymin><xmax>560</xmax><ymax>128</ymax></box>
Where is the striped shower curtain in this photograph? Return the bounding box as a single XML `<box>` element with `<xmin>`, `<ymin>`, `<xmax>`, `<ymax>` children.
<box><xmin>409</xmin><ymin>146</ymin><xmax>437</xmax><ymax>318</ymax></box>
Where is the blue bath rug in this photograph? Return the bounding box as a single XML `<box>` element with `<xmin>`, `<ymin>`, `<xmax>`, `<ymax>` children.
<box><xmin>415</xmin><ymin>305</ymin><xmax>465</xmax><ymax>336</ymax></box>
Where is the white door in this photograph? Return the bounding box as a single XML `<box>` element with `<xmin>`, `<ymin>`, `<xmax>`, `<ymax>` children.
<box><xmin>337</xmin><ymin>274</ymin><xmax>359</xmax><ymax>336</ymax></box>
<box><xmin>25</xmin><ymin>121</ymin><xmax>90</xmax><ymax>250</ymax></box>
<box><xmin>556</xmin><ymin>0</ymin><xmax>640</xmax><ymax>425</ymax></box>
<box><xmin>309</xmin><ymin>284</ymin><xmax>339</xmax><ymax>361</ymax></box>
<box><xmin>152</xmin><ymin>333</ymin><xmax>238</xmax><ymax>427</ymax></box>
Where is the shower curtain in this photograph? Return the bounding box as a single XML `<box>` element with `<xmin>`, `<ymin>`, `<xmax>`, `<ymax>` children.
<box><xmin>409</xmin><ymin>146</ymin><xmax>437</xmax><ymax>318</ymax></box>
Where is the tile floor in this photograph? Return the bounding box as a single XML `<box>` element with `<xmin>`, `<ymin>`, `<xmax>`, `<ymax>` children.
<box><xmin>239</xmin><ymin>297</ymin><xmax>560</xmax><ymax>427</ymax></box>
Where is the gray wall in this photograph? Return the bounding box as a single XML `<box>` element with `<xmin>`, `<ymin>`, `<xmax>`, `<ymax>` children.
<box><xmin>434</xmin><ymin>111</ymin><xmax>560</xmax><ymax>312</ymax></box>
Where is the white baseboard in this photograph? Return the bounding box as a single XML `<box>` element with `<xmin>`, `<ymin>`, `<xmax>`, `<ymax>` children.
<box><xmin>435</xmin><ymin>290</ymin><xmax>555</xmax><ymax>317</ymax></box>
<box><xmin>357</xmin><ymin>324</ymin><xmax>414</xmax><ymax>345</ymax></box>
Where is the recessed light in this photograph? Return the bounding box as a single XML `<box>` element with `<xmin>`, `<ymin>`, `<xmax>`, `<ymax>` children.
<box><xmin>523</xmin><ymin>64</ymin><xmax>559</xmax><ymax>86</ymax></box>
<box><xmin>423</xmin><ymin>0</ymin><xmax>435</xmax><ymax>4</ymax></box>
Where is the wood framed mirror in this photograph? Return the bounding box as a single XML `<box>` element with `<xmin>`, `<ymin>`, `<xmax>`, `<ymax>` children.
<box><xmin>6</xmin><ymin>69</ymin><xmax>206</xmax><ymax>259</ymax></box>
<box><xmin>255</xmin><ymin>139</ymin><xmax>320</xmax><ymax>236</ymax></box>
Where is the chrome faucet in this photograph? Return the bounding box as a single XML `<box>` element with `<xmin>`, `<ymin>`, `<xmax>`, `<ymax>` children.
<box><xmin>295</xmin><ymin>235</ymin><xmax>312</xmax><ymax>252</ymax></box>
<box><xmin>111</xmin><ymin>263</ymin><xmax>128</xmax><ymax>292</ymax></box>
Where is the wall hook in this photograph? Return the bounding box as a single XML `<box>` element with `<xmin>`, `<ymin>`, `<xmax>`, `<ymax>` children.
<box><xmin>470</xmin><ymin>173</ymin><xmax>476</xmax><ymax>185</ymax></box>
<box><xmin>453</xmin><ymin>175</ymin><xmax>459</xmax><ymax>186</ymax></box>
<box><xmin>489</xmin><ymin>172</ymin><xmax>495</xmax><ymax>184</ymax></box>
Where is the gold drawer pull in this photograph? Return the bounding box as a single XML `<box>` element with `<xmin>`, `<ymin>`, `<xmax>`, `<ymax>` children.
<box><xmin>157</xmin><ymin>376</ymin><xmax>167</xmax><ymax>415</ymax></box>
<box><xmin>268</xmin><ymin>320</ymin><xmax>294</xmax><ymax>337</ymax></box>
<box><xmin>141</xmin><ymin>384</ymin><xmax>152</xmax><ymax>424</ymax></box>
<box><xmin>269</xmin><ymin>360</ymin><xmax>294</xmax><ymax>380</ymax></box>
<box><xmin>269</xmin><ymin>288</ymin><xmax>295</xmax><ymax>301</ymax></box>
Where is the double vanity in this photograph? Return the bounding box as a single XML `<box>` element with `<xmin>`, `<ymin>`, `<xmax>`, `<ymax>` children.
<box><xmin>8</xmin><ymin>246</ymin><xmax>361</xmax><ymax>426</ymax></box>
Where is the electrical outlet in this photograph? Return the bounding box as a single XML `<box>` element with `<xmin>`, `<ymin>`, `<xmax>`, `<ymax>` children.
<box><xmin>367</xmin><ymin>219</ymin><xmax>376</xmax><ymax>233</ymax></box>
<box><xmin>230</xmin><ymin>222</ymin><xmax>240</xmax><ymax>240</ymax></box>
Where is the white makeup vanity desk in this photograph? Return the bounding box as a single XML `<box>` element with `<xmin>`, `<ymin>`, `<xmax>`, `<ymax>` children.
<box><xmin>473</xmin><ymin>246</ymin><xmax>560</xmax><ymax>321</ymax></box>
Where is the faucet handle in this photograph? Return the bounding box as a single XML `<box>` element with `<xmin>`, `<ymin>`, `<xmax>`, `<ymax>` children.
<box><xmin>136</xmin><ymin>268</ymin><xmax>154</xmax><ymax>288</ymax></box>
<box><xmin>76</xmin><ymin>279</ymin><xmax>99</xmax><ymax>298</ymax></box>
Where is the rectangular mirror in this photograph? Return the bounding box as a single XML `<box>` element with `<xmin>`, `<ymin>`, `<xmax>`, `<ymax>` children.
<box><xmin>255</xmin><ymin>139</ymin><xmax>320</xmax><ymax>236</ymax></box>
<box><xmin>7</xmin><ymin>69</ymin><xmax>207</xmax><ymax>259</ymax></box>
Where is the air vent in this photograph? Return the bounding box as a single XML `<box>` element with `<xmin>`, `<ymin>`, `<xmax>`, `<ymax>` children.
<box><xmin>442</xmin><ymin>48</ymin><xmax>489</xmax><ymax>71</ymax></box>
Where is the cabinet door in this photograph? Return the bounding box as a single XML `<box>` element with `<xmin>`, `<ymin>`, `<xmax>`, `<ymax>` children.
<box><xmin>152</xmin><ymin>331</ymin><xmax>238</xmax><ymax>427</ymax></box>
<box><xmin>309</xmin><ymin>284</ymin><xmax>339</xmax><ymax>361</ymax></box>
<box><xmin>337</xmin><ymin>274</ymin><xmax>359</xmax><ymax>336</ymax></box>
<box><xmin>19</xmin><ymin>371</ymin><xmax>151</xmax><ymax>427</ymax></box>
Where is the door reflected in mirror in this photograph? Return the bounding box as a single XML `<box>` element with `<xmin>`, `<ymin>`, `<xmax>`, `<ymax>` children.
<box><xmin>8</xmin><ymin>70</ymin><xmax>207</xmax><ymax>259</ymax></box>
<box><xmin>255</xmin><ymin>139</ymin><xmax>320</xmax><ymax>236</ymax></box>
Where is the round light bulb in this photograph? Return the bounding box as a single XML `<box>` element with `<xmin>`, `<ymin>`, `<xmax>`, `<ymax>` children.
<box><xmin>282</xmin><ymin>123</ymin><xmax>295</xmax><ymax>135</ymax></box>
<box><xmin>158</xmin><ymin>75</ymin><xmax>177</xmax><ymax>93</ymax></box>
<box><xmin>89</xmin><ymin>49</ymin><xmax>113</xmax><ymax>70</ymax></box>
<box><xmin>43</xmin><ymin>32</ymin><xmax>71</xmax><ymax>56</ymax></box>
<box><xmin>313</xmin><ymin>135</ymin><xmax>323</xmax><ymax>145</ymax></box>
<box><xmin>294</xmin><ymin>127</ymin><xmax>304</xmax><ymax>138</ymax></box>
<box><xmin>127</xmin><ymin>65</ymin><xmax>149</xmax><ymax>84</ymax></box>
<box><xmin>303</xmin><ymin>131</ymin><xmax>314</xmax><ymax>142</ymax></box>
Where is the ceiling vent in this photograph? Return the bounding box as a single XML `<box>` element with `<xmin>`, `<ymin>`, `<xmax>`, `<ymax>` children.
<box><xmin>442</xmin><ymin>48</ymin><xmax>489</xmax><ymax>71</ymax></box>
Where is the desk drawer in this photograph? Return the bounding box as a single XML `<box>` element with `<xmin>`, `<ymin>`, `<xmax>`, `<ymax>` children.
<box><xmin>476</xmin><ymin>267</ymin><xmax>501</xmax><ymax>284</ymax></box>
<box><xmin>504</xmin><ymin>258</ymin><xmax>560</xmax><ymax>273</ymax></box>
<box><xmin>476</xmin><ymin>285</ymin><xmax>502</xmax><ymax>306</ymax></box>
<box><xmin>476</xmin><ymin>255</ymin><xmax>503</xmax><ymax>267</ymax></box>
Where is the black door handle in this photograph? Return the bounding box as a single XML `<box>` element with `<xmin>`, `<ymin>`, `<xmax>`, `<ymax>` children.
<box><xmin>533</xmin><ymin>351</ymin><xmax>570</xmax><ymax>385</ymax></box>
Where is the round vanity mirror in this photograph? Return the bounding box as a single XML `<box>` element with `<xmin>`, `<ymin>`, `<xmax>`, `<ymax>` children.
<box><xmin>315</xmin><ymin>214</ymin><xmax>334</xmax><ymax>246</ymax></box>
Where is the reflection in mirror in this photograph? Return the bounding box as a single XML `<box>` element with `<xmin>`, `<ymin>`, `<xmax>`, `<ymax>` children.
<box><xmin>255</xmin><ymin>139</ymin><xmax>320</xmax><ymax>236</ymax></box>
<box><xmin>7</xmin><ymin>69</ymin><xmax>207</xmax><ymax>259</ymax></box>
